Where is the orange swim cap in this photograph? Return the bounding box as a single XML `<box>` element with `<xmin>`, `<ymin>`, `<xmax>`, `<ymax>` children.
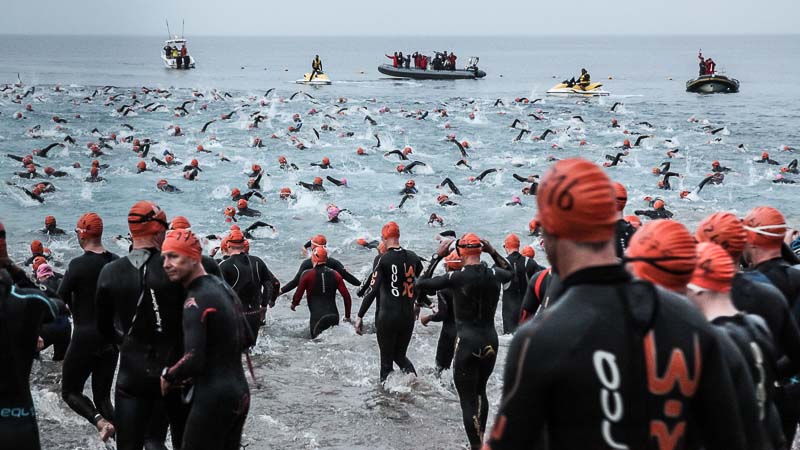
<box><xmin>528</xmin><ymin>219</ymin><xmax>539</xmax><ymax>233</ymax></box>
<box><xmin>252</xmin><ymin>164</ymin><xmax>261</xmax><ymax>173</ymax></box>
<box><xmin>223</xmin><ymin>206</ymin><xmax>236</xmax><ymax>219</ymax></box>
<box><xmin>403</xmin><ymin>146</ymin><xmax>413</xmax><ymax>155</ymax></box>
<box><xmin>165</xmin><ymin>155</ymin><xmax>174</xmax><ymax>163</ymax></box>
<box><xmin>170</xmin><ymin>216</ymin><xmax>191</xmax><ymax>231</ymax></box>
<box><xmin>128</xmin><ymin>201</ymin><xmax>168</xmax><ymax>238</ymax></box>
<box><xmin>280</xmin><ymin>187</ymin><xmax>292</xmax><ymax>199</ymax></box>
<box><xmin>91</xmin><ymin>159</ymin><xmax>100</xmax><ymax>167</ymax></box>
<box><xmin>197</xmin><ymin>145</ymin><xmax>204</xmax><ymax>152</ymax></box>
<box><xmin>405</xmin><ymin>179</ymin><xmax>415</xmax><ymax>188</ymax></box>
<box><xmin>227</xmin><ymin>229</ymin><xmax>245</xmax><ymax>244</ymax></box>
<box><xmin>76</xmin><ymin>212</ymin><xmax>103</xmax><ymax>239</ymax></box>
<box><xmin>44</xmin><ymin>166</ymin><xmax>55</xmax><ymax>175</ymax></box>
<box><xmin>762</xmin><ymin>152</ymin><xmax>769</xmax><ymax>159</ymax></box>
<box><xmin>623</xmin><ymin>139</ymin><xmax>631</xmax><ymax>147</ymax></box>
<box><xmin>613</xmin><ymin>182</ymin><xmax>627</xmax><ymax>212</ymax></box>
<box><xmin>743</xmin><ymin>206</ymin><xmax>786</xmax><ymax>249</ymax></box>
<box><xmin>381</xmin><ymin>221</ymin><xmax>400</xmax><ymax>240</ymax></box>
<box><xmin>357</xmin><ymin>148</ymin><xmax>365</xmax><ymax>155</ymax></box>
<box><xmin>278</xmin><ymin>155</ymin><xmax>287</xmax><ymax>164</ymax></box>
<box><xmin>322</xmin><ymin>157</ymin><xmax>330</xmax><ymax>165</ymax></box>
<box><xmin>231</xmin><ymin>188</ymin><xmax>241</xmax><ymax>198</ymax></box>
<box><xmin>237</xmin><ymin>199</ymin><xmax>248</xmax><ymax>210</ymax></box>
<box><xmin>32</xmin><ymin>256</ymin><xmax>47</xmax><ymax>271</ymax></box>
<box><xmin>653</xmin><ymin>199</ymin><xmax>665</xmax><ymax>210</ymax></box>
<box><xmin>444</xmin><ymin>251</ymin><xmax>464</xmax><ymax>270</ymax></box>
<box><xmin>137</xmin><ymin>161</ymin><xmax>146</xmax><ymax>171</ymax></box>
<box><xmin>44</xmin><ymin>215</ymin><xmax>56</xmax><ymax>227</ymax></box>
<box><xmin>311</xmin><ymin>234</ymin><xmax>327</xmax><ymax>247</ymax></box>
<box><xmin>712</xmin><ymin>160</ymin><xmax>720</xmax><ymax>167</ymax></box>
<box><xmin>437</xmin><ymin>194</ymin><xmax>449</xmax><ymax>203</ymax></box>
<box><xmin>31</xmin><ymin>240</ymin><xmax>44</xmax><ymax>255</ymax></box>
<box><xmin>313</xmin><ymin>177</ymin><xmax>323</xmax><ymax>186</ymax></box>
<box><xmin>457</xmin><ymin>233</ymin><xmax>483</xmax><ymax>257</ymax></box>
<box><xmin>311</xmin><ymin>246</ymin><xmax>328</xmax><ymax>265</ymax></box>
<box><xmin>161</xmin><ymin>230</ymin><xmax>202</xmax><ymax>261</ymax></box>
<box><xmin>625</xmin><ymin>215</ymin><xmax>641</xmax><ymax>229</ymax></box>
<box><xmin>695</xmin><ymin>212</ymin><xmax>746</xmax><ymax>260</ymax></box>
<box><xmin>690</xmin><ymin>242</ymin><xmax>735</xmax><ymax>293</ymax></box>
<box><xmin>652</xmin><ymin>167</ymin><xmax>660</xmax><ymax>175</ymax></box>
<box><xmin>504</xmin><ymin>233</ymin><xmax>520</xmax><ymax>251</ymax></box>
<box><xmin>190</xmin><ymin>159</ymin><xmax>199</xmax><ymax>167</ymax></box>
<box><xmin>396</xmin><ymin>165</ymin><xmax>406</xmax><ymax>173</ymax></box>
<box><xmin>626</xmin><ymin>220</ymin><xmax>696</xmax><ymax>292</ymax></box>
<box><xmin>521</xmin><ymin>246</ymin><xmax>535</xmax><ymax>258</ymax></box>
<box><xmin>90</xmin><ymin>167</ymin><xmax>99</xmax><ymax>177</ymax></box>
<box><xmin>536</xmin><ymin>158</ymin><xmax>616</xmax><ymax>242</ymax></box>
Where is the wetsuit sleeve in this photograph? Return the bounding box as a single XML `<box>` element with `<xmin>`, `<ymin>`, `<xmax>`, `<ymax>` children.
<box><xmin>164</xmin><ymin>298</ymin><xmax>208</xmax><ymax>383</ymax></box>
<box><xmin>202</xmin><ymin>256</ymin><xmax>221</xmax><ymax>277</ymax></box>
<box><xmin>416</xmin><ymin>273</ymin><xmax>454</xmax><ymax>293</ymax></box>
<box><xmin>776</xmin><ymin>304</ymin><xmax>800</xmax><ymax>377</ymax></box>
<box><xmin>484</xmin><ymin>332</ymin><xmax>547</xmax><ymax>448</ymax></box>
<box><xmin>334</xmin><ymin>272</ymin><xmax>352</xmax><ymax>318</ymax></box>
<box><xmin>493</xmin><ymin>268</ymin><xmax>513</xmax><ymax>284</ymax></box>
<box><xmin>280</xmin><ymin>260</ymin><xmax>309</xmax><ymax>295</ymax></box>
<box><xmin>430</xmin><ymin>292</ymin><xmax>449</xmax><ymax>322</ymax></box>
<box><xmin>358</xmin><ymin>260</ymin><xmax>384</xmax><ymax>318</ymax></box>
<box><xmin>329</xmin><ymin>259</ymin><xmax>361</xmax><ymax>286</ymax></box>
<box><xmin>95</xmin><ymin>265</ymin><xmax>120</xmax><ymax>345</ymax></box>
<box><xmin>256</xmin><ymin>259</ymin><xmax>275</xmax><ymax>307</ymax></box>
<box><xmin>292</xmin><ymin>271</ymin><xmax>312</xmax><ymax>308</ymax></box>
<box><xmin>56</xmin><ymin>261</ymin><xmax>77</xmax><ymax>308</ymax></box>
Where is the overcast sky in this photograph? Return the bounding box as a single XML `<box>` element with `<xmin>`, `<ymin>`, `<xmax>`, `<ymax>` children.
<box><xmin>1</xmin><ymin>0</ymin><xmax>796</xmax><ymax>36</ymax></box>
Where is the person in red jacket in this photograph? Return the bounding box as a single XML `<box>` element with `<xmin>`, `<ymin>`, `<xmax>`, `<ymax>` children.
<box><xmin>385</xmin><ymin>52</ymin><xmax>398</xmax><ymax>68</ymax></box>
<box><xmin>448</xmin><ymin>52</ymin><xmax>457</xmax><ymax>71</ymax></box>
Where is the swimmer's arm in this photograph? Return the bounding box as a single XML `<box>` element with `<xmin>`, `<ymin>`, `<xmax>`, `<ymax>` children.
<box><xmin>56</xmin><ymin>262</ymin><xmax>76</xmax><ymax>309</ymax></box>
<box><xmin>358</xmin><ymin>263</ymin><xmax>384</xmax><ymax>317</ymax></box>
<box><xmin>256</xmin><ymin>259</ymin><xmax>275</xmax><ymax>307</ymax></box>
<box><xmin>279</xmin><ymin>262</ymin><xmax>306</xmax><ymax>295</ymax></box>
<box><xmin>416</xmin><ymin>273</ymin><xmax>453</xmax><ymax>292</ymax></box>
<box><xmin>95</xmin><ymin>267</ymin><xmax>121</xmax><ymax>345</ymax></box>
<box><xmin>291</xmin><ymin>271</ymin><xmax>312</xmax><ymax>310</ymax></box>
<box><xmin>165</xmin><ymin>299</ymin><xmax>208</xmax><ymax>383</ymax></box>
<box><xmin>334</xmin><ymin>272</ymin><xmax>352</xmax><ymax>319</ymax></box>
<box><xmin>329</xmin><ymin>259</ymin><xmax>361</xmax><ymax>286</ymax></box>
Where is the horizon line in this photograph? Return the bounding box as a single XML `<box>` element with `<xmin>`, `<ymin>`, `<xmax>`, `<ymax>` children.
<box><xmin>0</xmin><ymin>32</ymin><xmax>797</xmax><ymax>38</ymax></box>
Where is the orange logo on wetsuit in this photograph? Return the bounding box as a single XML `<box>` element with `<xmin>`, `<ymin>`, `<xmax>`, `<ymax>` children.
<box><xmin>402</xmin><ymin>265</ymin><xmax>416</xmax><ymax>298</ymax></box>
<box><xmin>644</xmin><ymin>331</ymin><xmax>701</xmax><ymax>450</ymax></box>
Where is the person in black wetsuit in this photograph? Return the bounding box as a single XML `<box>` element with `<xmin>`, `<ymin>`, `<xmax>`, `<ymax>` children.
<box><xmin>219</xmin><ymin>229</ymin><xmax>278</xmax><ymax>344</ymax></box>
<box><xmin>635</xmin><ymin>199</ymin><xmax>674</xmax><ymax>220</ymax></box>
<box><xmin>626</xmin><ymin>219</ymin><xmax>764</xmax><ymax>450</ymax></box>
<box><xmin>396</xmin><ymin>161</ymin><xmax>426</xmax><ymax>174</ymax></box>
<box><xmin>291</xmin><ymin>246</ymin><xmax>352</xmax><ymax>338</ymax></box>
<box><xmin>41</xmin><ymin>215</ymin><xmax>65</xmax><ymax>235</ymax></box>
<box><xmin>612</xmin><ymin>182</ymin><xmax>636</xmax><ymax>257</ymax></box>
<box><xmin>756</xmin><ymin>152</ymin><xmax>780</xmax><ymax>165</ymax></box>
<box><xmin>34</xmin><ymin>263</ymin><xmax>71</xmax><ymax>362</ymax></box>
<box><xmin>485</xmin><ymin>158</ymin><xmax>747</xmax><ymax>450</ymax></box>
<box><xmin>279</xmin><ymin>234</ymin><xmax>361</xmax><ymax>296</ymax></box>
<box><xmin>712</xmin><ymin>159</ymin><xmax>733</xmax><ymax>173</ymax></box>
<box><xmin>417</xmin><ymin>233</ymin><xmax>512</xmax><ymax>449</ymax></box>
<box><xmin>236</xmin><ymin>199</ymin><xmax>261</xmax><ymax>218</ymax></box>
<box><xmin>57</xmin><ymin>212</ymin><xmax>119</xmax><ymax>443</ymax></box>
<box><xmin>160</xmin><ymin>230</ymin><xmax>251</xmax><ymax>450</ymax></box>
<box><xmin>742</xmin><ymin>206</ymin><xmax>800</xmax><ymax>443</ymax></box>
<box><xmin>400</xmin><ymin>179</ymin><xmax>418</xmax><ymax>195</ymax></box>
<box><xmin>95</xmin><ymin>201</ymin><xmax>188</xmax><ymax>450</ymax></box>
<box><xmin>498</xmin><ymin>233</ymin><xmax>526</xmax><ymax>334</ymax></box>
<box><xmin>298</xmin><ymin>176</ymin><xmax>325</xmax><ymax>191</ymax></box>
<box><xmin>419</xmin><ymin>251</ymin><xmax>461</xmax><ymax>373</ymax></box>
<box><xmin>231</xmin><ymin>188</ymin><xmax>265</xmax><ymax>203</ymax></box>
<box><xmin>0</xmin><ymin>222</ymin><xmax>63</xmax><ymax>450</ymax></box>
<box><xmin>355</xmin><ymin>221</ymin><xmax>424</xmax><ymax>382</ymax></box>
<box><xmin>687</xmin><ymin>242</ymin><xmax>785</xmax><ymax>450</ymax></box>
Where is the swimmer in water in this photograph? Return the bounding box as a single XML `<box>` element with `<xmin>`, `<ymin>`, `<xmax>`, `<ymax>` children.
<box><xmin>635</xmin><ymin>199</ymin><xmax>673</xmax><ymax>219</ymax></box>
<box><xmin>236</xmin><ymin>199</ymin><xmax>261</xmax><ymax>217</ymax></box>
<box><xmin>781</xmin><ymin>159</ymin><xmax>799</xmax><ymax>174</ymax></box>
<box><xmin>231</xmin><ymin>188</ymin><xmax>265</xmax><ymax>203</ymax></box>
<box><xmin>156</xmin><ymin>179</ymin><xmax>181</xmax><ymax>193</ymax></box>
<box><xmin>469</xmin><ymin>168</ymin><xmax>497</xmax><ymax>183</ymax></box>
<box><xmin>437</xmin><ymin>194</ymin><xmax>458</xmax><ymax>207</ymax></box>
<box><xmin>84</xmin><ymin>167</ymin><xmax>105</xmax><ymax>183</ymax></box>
<box><xmin>278</xmin><ymin>156</ymin><xmax>300</xmax><ymax>171</ymax></box>
<box><xmin>384</xmin><ymin>147</ymin><xmax>413</xmax><ymax>160</ymax></box>
<box><xmin>756</xmin><ymin>152</ymin><xmax>780</xmax><ymax>165</ymax></box>
<box><xmin>712</xmin><ymin>160</ymin><xmax>733</xmax><ymax>173</ymax></box>
<box><xmin>326</xmin><ymin>176</ymin><xmax>348</xmax><ymax>187</ymax></box>
<box><xmin>697</xmin><ymin>172</ymin><xmax>725</xmax><ymax>193</ymax></box>
<box><xmin>603</xmin><ymin>151</ymin><xmax>628</xmax><ymax>167</ymax></box>
<box><xmin>310</xmin><ymin>157</ymin><xmax>332</xmax><ymax>169</ymax></box>
<box><xmin>396</xmin><ymin>161</ymin><xmax>427</xmax><ymax>174</ymax></box>
<box><xmin>41</xmin><ymin>215</ymin><xmax>65</xmax><ymax>235</ymax></box>
<box><xmin>298</xmin><ymin>177</ymin><xmax>325</xmax><ymax>191</ymax></box>
<box><xmin>436</xmin><ymin>177</ymin><xmax>461</xmax><ymax>195</ymax></box>
<box><xmin>43</xmin><ymin>166</ymin><xmax>68</xmax><ymax>177</ymax></box>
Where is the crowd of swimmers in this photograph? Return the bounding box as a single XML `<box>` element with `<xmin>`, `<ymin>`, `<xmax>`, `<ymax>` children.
<box><xmin>385</xmin><ymin>50</ymin><xmax>458</xmax><ymax>71</ymax></box>
<box><xmin>4</xmin><ymin>158</ymin><xmax>800</xmax><ymax>449</ymax></box>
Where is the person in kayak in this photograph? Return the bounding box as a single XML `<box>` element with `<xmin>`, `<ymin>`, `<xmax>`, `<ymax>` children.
<box><xmin>310</xmin><ymin>55</ymin><xmax>323</xmax><ymax>81</ymax></box>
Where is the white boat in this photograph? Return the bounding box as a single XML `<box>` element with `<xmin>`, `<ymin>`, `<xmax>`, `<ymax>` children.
<box><xmin>546</xmin><ymin>81</ymin><xmax>609</xmax><ymax>97</ymax></box>
<box><xmin>162</xmin><ymin>37</ymin><xmax>196</xmax><ymax>70</ymax></box>
<box><xmin>295</xmin><ymin>72</ymin><xmax>332</xmax><ymax>85</ymax></box>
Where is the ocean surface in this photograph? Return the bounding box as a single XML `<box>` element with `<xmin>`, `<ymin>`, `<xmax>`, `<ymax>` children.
<box><xmin>1</xmin><ymin>34</ymin><xmax>799</xmax><ymax>449</ymax></box>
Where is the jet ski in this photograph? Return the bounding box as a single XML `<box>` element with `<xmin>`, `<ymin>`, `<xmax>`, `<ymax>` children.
<box><xmin>295</xmin><ymin>73</ymin><xmax>332</xmax><ymax>85</ymax></box>
<box><xmin>685</xmin><ymin>74</ymin><xmax>739</xmax><ymax>94</ymax></box>
<box><xmin>547</xmin><ymin>81</ymin><xmax>609</xmax><ymax>97</ymax></box>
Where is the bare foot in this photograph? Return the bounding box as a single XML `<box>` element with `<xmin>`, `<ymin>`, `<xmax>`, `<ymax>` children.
<box><xmin>96</xmin><ymin>418</ymin><xmax>115</xmax><ymax>442</ymax></box>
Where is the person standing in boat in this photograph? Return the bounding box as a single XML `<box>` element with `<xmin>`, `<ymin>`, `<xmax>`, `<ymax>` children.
<box><xmin>698</xmin><ymin>51</ymin><xmax>707</xmax><ymax>76</ymax></box>
<box><xmin>310</xmin><ymin>55</ymin><xmax>323</xmax><ymax>80</ymax></box>
<box><xmin>164</xmin><ymin>45</ymin><xmax>172</xmax><ymax>59</ymax></box>
<box><xmin>705</xmin><ymin>57</ymin><xmax>716</xmax><ymax>75</ymax></box>
<box><xmin>448</xmin><ymin>52</ymin><xmax>457</xmax><ymax>71</ymax></box>
<box><xmin>386</xmin><ymin>52</ymin><xmax>398</xmax><ymax>68</ymax></box>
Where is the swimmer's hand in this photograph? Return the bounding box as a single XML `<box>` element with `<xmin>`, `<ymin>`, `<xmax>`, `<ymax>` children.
<box><xmin>436</xmin><ymin>239</ymin><xmax>454</xmax><ymax>257</ymax></box>
<box><xmin>420</xmin><ymin>314</ymin><xmax>432</xmax><ymax>327</ymax></box>
<box><xmin>354</xmin><ymin>317</ymin><xmax>364</xmax><ymax>335</ymax></box>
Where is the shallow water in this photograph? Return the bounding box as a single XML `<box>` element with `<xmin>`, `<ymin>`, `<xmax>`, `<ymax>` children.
<box><xmin>1</xmin><ymin>34</ymin><xmax>799</xmax><ymax>449</ymax></box>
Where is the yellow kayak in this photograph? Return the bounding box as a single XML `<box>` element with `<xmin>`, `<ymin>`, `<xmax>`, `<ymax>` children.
<box><xmin>546</xmin><ymin>82</ymin><xmax>609</xmax><ymax>96</ymax></box>
<box><xmin>295</xmin><ymin>73</ymin><xmax>332</xmax><ymax>85</ymax></box>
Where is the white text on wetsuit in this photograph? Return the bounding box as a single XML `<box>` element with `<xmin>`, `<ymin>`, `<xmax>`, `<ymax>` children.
<box><xmin>593</xmin><ymin>351</ymin><xmax>628</xmax><ymax>449</ymax></box>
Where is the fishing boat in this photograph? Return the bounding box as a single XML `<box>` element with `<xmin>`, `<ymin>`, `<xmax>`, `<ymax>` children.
<box><xmin>295</xmin><ymin>73</ymin><xmax>332</xmax><ymax>85</ymax></box>
<box><xmin>546</xmin><ymin>81</ymin><xmax>609</xmax><ymax>97</ymax></box>
<box><xmin>685</xmin><ymin>74</ymin><xmax>739</xmax><ymax>94</ymax></box>
<box><xmin>378</xmin><ymin>56</ymin><xmax>486</xmax><ymax>80</ymax></box>
<box><xmin>161</xmin><ymin>20</ymin><xmax>195</xmax><ymax>70</ymax></box>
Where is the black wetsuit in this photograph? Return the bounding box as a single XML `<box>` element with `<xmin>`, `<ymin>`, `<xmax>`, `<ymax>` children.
<box><xmin>34</xmin><ymin>276</ymin><xmax>71</xmax><ymax>361</ymax></box>
<box><xmin>57</xmin><ymin>250</ymin><xmax>120</xmax><ymax>427</ymax></box>
<box><xmin>298</xmin><ymin>182</ymin><xmax>325</xmax><ymax>191</ymax></box>
<box><xmin>417</xmin><ymin>263</ymin><xmax>512</xmax><ymax>449</ymax></box>
<box><xmin>748</xmin><ymin>258</ymin><xmax>800</xmax><ymax>442</ymax></box>
<box><xmin>358</xmin><ymin>247</ymin><xmax>423</xmax><ymax>381</ymax></box>
<box><xmin>96</xmin><ymin>248</ymin><xmax>188</xmax><ymax>450</ymax></box>
<box><xmin>0</xmin><ymin>277</ymin><xmax>62</xmax><ymax>450</ymax></box>
<box><xmin>614</xmin><ymin>219</ymin><xmax>637</xmax><ymax>258</ymax></box>
<box><xmin>280</xmin><ymin>256</ymin><xmax>360</xmax><ymax>295</ymax></box>
<box><xmin>519</xmin><ymin>268</ymin><xmax>563</xmax><ymax>323</ymax></box>
<box><xmin>485</xmin><ymin>265</ymin><xmax>748</xmax><ymax>450</ymax></box>
<box><xmin>635</xmin><ymin>208</ymin><xmax>674</xmax><ymax>220</ymax></box>
<box><xmin>232</xmin><ymin>191</ymin><xmax>264</xmax><ymax>203</ymax></box>
<box><xmin>219</xmin><ymin>253</ymin><xmax>277</xmax><ymax>343</ymax></box>
<box><xmin>711</xmin><ymin>313</ymin><xmax>784</xmax><ymax>450</ymax></box>
<box><xmin>499</xmin><ymin>252</ymin><xmax>527</xmax><ymax>334</ymax></box>
<box><xmin>429</xmin><ymin>288</ymin><xmax>457</xmax><ymax>371</ymax></box>
<box><xmin>292</xmin><ymin>264</ymin><xmax>352</xmax><ymax>338</ymax></box>
<box><xmin>163</xmin><ymin>275</ymin><xmax>250</xmax><ymax>450</ymax></box>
